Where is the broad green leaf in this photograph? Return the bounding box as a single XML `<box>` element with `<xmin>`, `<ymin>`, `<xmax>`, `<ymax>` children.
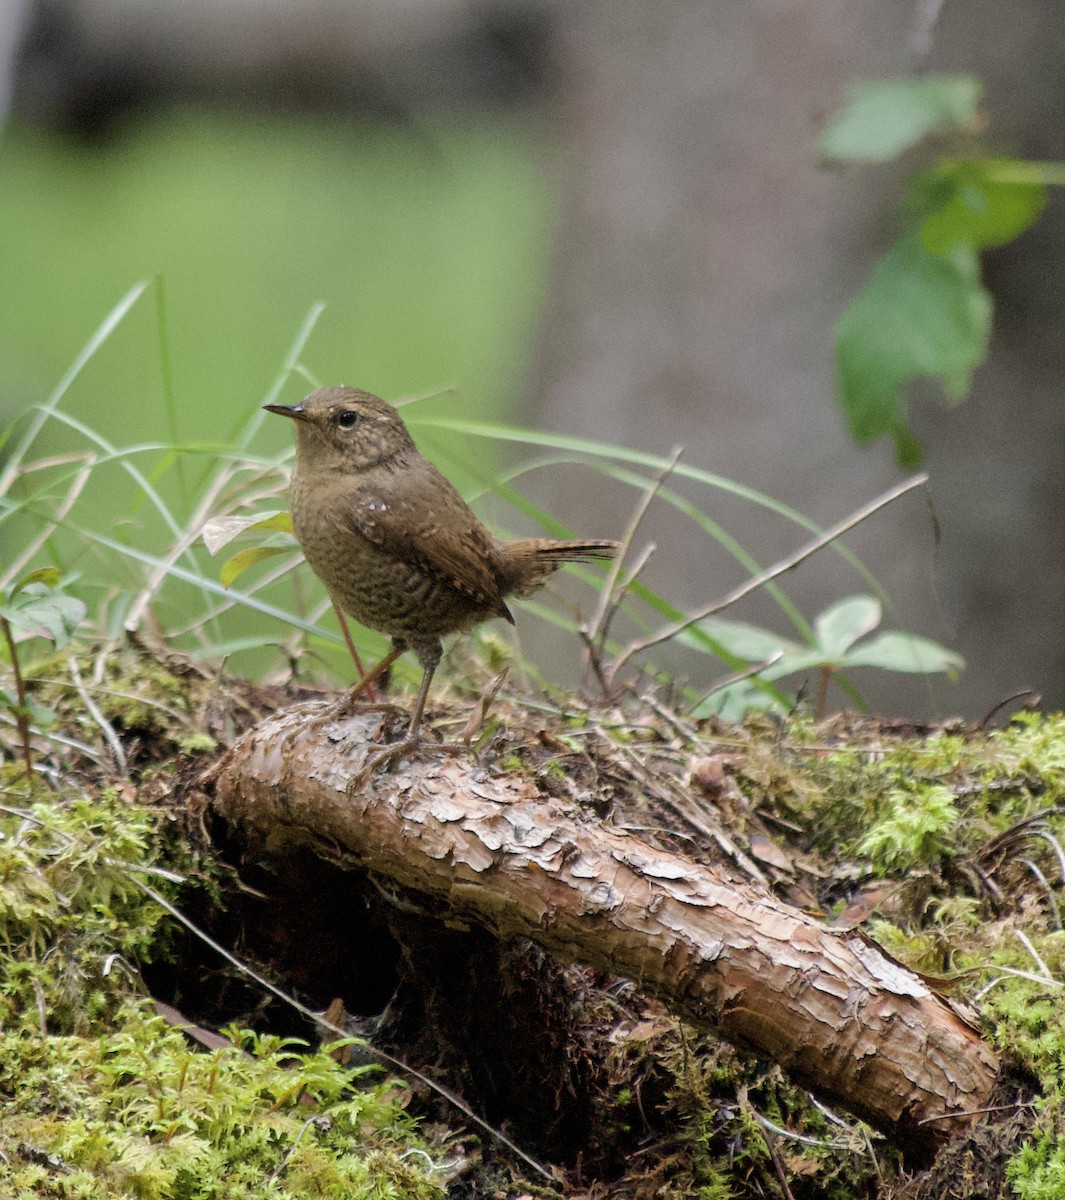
<box><xmin>687</xmin><ymin>617</ymin><xmax>801</xmax><ymax>662</ymax></box>
<box><xmin>814</xmin><ymin>596</ymin><xmax>882</xmax><ymax>658</ymax></box>
<box><xmin>843</xmin><ymin>631</ymin><xmax>964</xmax><ymax>674</ymax></box>
<box><xmin>1</xmin><ymin>591</ymin><xmax>87</xmax><ymax>647</ymax></box>
<box><xmin>835</xmin><ymin>231</ymin><xmax>991</xmax><ymax>465</ymax></box>
<box><xmin>760</xmin><ymin>649</ymin><xmax>841</xmax><ymax>680</ymax></box>
<box><xmin>921</xmin><ymin>163</ymin><xmax>1047</xmax><ymax>255</ymax></box>
<box><xmin>693</xmin><ymin>679</ymin><xmax>789</xmax><ymax>722</ymax></box>
<box><xmin>202</xmin><ymin>510</ymin><xmax>293</xmax><ymax>556</ymax></box>
<box><xmin>819</xmin><ymin>76</ymin><xmax>981</xmax><ymax>163</ymax></box>
<box><xmin>24</xmin><ymin>697</ymin><xmax>56</xmax><ymax>727</ymax></box>
<box><xmin>220</xmin><ymin>545</ymin><xmax>295</xmax><ymax>589</ymax></box>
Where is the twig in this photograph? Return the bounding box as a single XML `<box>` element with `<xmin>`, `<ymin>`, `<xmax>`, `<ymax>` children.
<box><xmin>752</xmin><ymin>1112</ymin><xmax>857</xmax><ymax>1152</ymax></box>
<box><xmin>687</xmin><ymin>651</ymin><xmax>784</xmax><ymax>715</ymax></box>
<box><xmin>583</xmin><ymin>446</ymin><xmax>683</xmax><ymax>675</ymax></box>
<box><xmin>974</xmin><ymin>968</ymin><xmax>1062</xmax><ymax>1001</ymax></box>
<box><xmin>1032</xmin><ymin>828</ymin><xmax>1065</xmax><ymax>886</ymax></box>
<box><xmin>1017</xmin><ymin>857</ymin><xmax>1062</xmax><ymax>931</ymax></box>
<box><xmin>604</xmin><ymin>473</ymin><xmax>929</xmax><ymax>690</ymax></box>
<box><xmin>977</xmin><ymin>689</ymin><xmax>1039</xmax><ymax>730</ymax></box>
<box><xmin>1015</xmin><ymin>929</ymin><xmax>1056</xmax><ymax>982</ymax></box>
<box><xmin>68</xmin><ymin>656</ymin><xmax>128</xmax><ymax>778</ymax></box>
<box><xmin>917</xmin><ymin>1102</ymin><xmax>1032</xmax><ymax>1127</ymax></box>
<box><xmin>130</xmin><ymin>877</ymin><xmax>552</xmax><ymax>1180</ymax></box>
<box><xmin>613</xmin><ymin>743</ymin><xmax>770</xmax><ymax>888</ymax></box>
<box><xmin>264</xmin><ymin>1114</ymin><xmax>327</xmax><ymax>1186</ymax></box>
<box><xmin>743</xmin><ymin>1093</ymin><xmax>797</xmax><ymax>1200</ymax></box>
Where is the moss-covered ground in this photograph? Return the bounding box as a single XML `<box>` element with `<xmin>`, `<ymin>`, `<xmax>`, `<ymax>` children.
<box><xmin>2</xmin><ymin>641</ymin><xmax>1065</xmax><ymax>1197</ymax></box>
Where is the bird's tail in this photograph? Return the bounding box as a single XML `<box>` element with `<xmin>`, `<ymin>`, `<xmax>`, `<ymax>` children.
<box><xmin>500</xmin><ymin>538</ymin><xmax>619</xmax><ymax>596</ymax></box>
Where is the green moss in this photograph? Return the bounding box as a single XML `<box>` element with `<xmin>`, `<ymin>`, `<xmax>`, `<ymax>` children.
<box><xmin>0</xmin><ymin>791</ymin><xmax>178</xmax><ymax>1032</ymax></box>
<box><xmin>0</xmin><ymin>791</ymin><xmax>443</xmax><ymax>1198</ymax></box>
<box><xmin>177</xmin><ymin>732</ymin><xmax>218</xmax><ymax>755</ymax></box>
<box><xmin>0</xmin><ymin>1007</ymin><xmax>443</xmax><ymax>1199</ymax></box>
<box><xmin>790</xmin><ymin>713</ymin><xmax>1065</xmax><ymax>874</ymax></box>
<box><xmin>857</xmin><ymin>783</ymin><xmax>959</xmax><ymax>872</ymax></box>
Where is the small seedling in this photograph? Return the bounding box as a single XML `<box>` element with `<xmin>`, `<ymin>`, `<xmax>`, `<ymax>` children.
<box><xmin>0</xmin><ymin>566</ymin><xmax>86</xmax><ymax>779</ymax></box>
<box><xmin>691</xmin><ymin>594</ymin><xmax>963</xmax><ymax>719</ymax></box>
<box><xmin>201</xmin><ymin>508</ymin><xmax>296</xmax><ymax>587</ymax></box>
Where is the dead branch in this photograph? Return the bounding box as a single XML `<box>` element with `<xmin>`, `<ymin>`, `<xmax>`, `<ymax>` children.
<box><xmin>210</xmin><ymin>701</ymin><xmax>999</xmax><ymax>1157</ymax></box>
<box><xmin>603</xmin><ymin>471</ymin><xmax>930</xmax><ymax>689</ymax></box>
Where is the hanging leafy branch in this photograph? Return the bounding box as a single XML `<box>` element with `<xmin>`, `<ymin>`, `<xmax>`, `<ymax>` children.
<box><xmin>822</xmin><ymin>75</ymin><xmax>1065</xmax><ymax>466</ymax></box>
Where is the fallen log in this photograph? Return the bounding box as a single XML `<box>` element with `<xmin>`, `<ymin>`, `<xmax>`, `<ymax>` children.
<box><xmin>209</xmin><ymin>701</ymin><xmax>1000</xmax><ymax>1156</ymax></box>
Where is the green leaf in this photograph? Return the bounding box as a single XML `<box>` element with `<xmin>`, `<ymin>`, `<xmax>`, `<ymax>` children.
<box><xmin>0</xmin><ymin>591</ymin><xmax>87</xmax><ymax>648</ymax></box>
<box><xmin>687</xmin><ymin>617</ymin><xmax>801</xmax><ymax>662</ymax></box>
<box><xmin>202</xmin><ymin>510</ymin><xmax>294</xmax><ymax>556</ymax></box>
<box><xmin>11</xmin><ymin>566</ymin><xmax>63</xmax><ymax>595</ymax></box>
<box><xmin>693</xmin><ymin>679</ymin><xmax>789</xmax><ymax>722</ymax></box>
<box><xmin>760</xmin><ymin>649</ymin><xmax>841</xmax><ymax>680</ymax></box>
<box><xmin>813</xmin><ymin>596</ymin><xmax>882</xmax><ymax>658</ymax></box>
<box><xmin>24</xmin><ymin>697</ymin><xmax>56</xmax><ymax>727</ymax></box>
<box><xmin>835</xmin><ymin>231</ymin><xmax>991</xmax><ymax>465</ymax></box>
<box><xmin>819</xmin><ymin>76</ymin><xmax>981</xmax><ymax>163</ymax></box>
<box><xmin>843</xmin><ymin>631</ymin><xmax>964</xmax><ymax>674</ymax></box>
<box><xmin>921</xmin><ymin>162</ymin><xmax>1047</xmax><ymax>255</ymax></box>
<box><xmin>220</xmin><ymin>545</ymin><xmax>294</xmax><ymax>589</ymax></box>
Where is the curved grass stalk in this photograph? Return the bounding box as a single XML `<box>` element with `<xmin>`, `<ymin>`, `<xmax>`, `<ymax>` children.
<box><xmin>0</xmin><ymin>280</ymin><xmax>150</xmax><ymax>495</ymax></box>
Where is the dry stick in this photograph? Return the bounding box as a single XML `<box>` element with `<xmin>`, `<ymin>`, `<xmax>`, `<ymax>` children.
<box><xmin>688</xmin><ymin>650</ymin><xmax>784</xmax><ymax>713</ymax></box>
<box><xmin>67</xmin><ymin>655</ymin><xmax>128</xmax><ymax>779</ymax></box>
<box><xmin>583</xmin><ymin>445</ymin><xmax>685</xmax><ymax>660</ymax></box>
<box><xmin>581</xmin><ymin>543</ymin><xmax>657</xmax><ymax>694</ymax></box>
<box><xmin>130</xmin><ymin>877</ymin><xmax>552</xmax><ymax>1180</ymax></box>
<box><xmin>745</xmin><ymin>1099</ymin><xmax>798</xmax><ymax>1200</ymax></box>
<box><xmin>603</xmin><ymin>472</ymin><xmax>930</xmax><ymax>692</ymax></box>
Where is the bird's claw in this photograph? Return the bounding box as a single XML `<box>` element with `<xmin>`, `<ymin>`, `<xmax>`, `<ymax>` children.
<box><xmin>348</xmin><ymin>734</ymin><xmax>469</xmax><ymax>791</ymax></box>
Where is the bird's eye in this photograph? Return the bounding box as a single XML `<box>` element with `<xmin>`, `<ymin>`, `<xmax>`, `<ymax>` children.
<box><xmin>336</xmin><ymin>410</ymin><xmax>359</xmax><ymax>429</ymax></box>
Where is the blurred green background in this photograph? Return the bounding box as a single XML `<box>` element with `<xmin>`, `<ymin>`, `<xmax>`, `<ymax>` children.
<box><xmin>0</xmin><ymin>110</ymin><xmax>550</xmax><ymax>446</ymax></box>
<box><xmin>0</xmin><ymin>109</ymin><xmax>558</xmax><ymax>681</ymax></box>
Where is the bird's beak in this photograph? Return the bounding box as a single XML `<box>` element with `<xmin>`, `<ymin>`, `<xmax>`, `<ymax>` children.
<box><xmin>263</xmin><ymin>403</ymin><xmax>310</xmax><ymax>422</ymax></box>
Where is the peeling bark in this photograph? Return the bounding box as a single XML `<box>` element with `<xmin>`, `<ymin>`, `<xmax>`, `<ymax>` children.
<box><xmin>210</xmin><ymin>702</ymin><xmax>999</xmax><ymax>1155</ymax></box>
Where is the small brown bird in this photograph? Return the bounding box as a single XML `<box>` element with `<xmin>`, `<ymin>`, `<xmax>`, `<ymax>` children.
<box><xmin>266</xmin><ymin>386</ymin><xmax>618</xmax><ymax>747</ymax></box>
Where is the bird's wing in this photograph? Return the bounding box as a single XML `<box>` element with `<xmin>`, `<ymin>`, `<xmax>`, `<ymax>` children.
<box><xmin>343</xmin><ymin>457</ymin><xmax>513</xmax><ymax>620</ymax></box>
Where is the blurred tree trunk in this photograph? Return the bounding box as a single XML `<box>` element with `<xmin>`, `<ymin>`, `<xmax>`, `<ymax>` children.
<box><xmin>524</xmin><ymin>0</ymin><xmax>1065</xmax><ymax>718</ymax></box>
<box><xmin>0</xmin><ymin>0</ymin><xmax>30</xmax><ymax>126</ymax></box>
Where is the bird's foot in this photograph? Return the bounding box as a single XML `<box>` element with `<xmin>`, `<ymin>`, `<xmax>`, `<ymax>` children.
<box><xmin>350</xmin><ymin>731</ymin><xmax>468</xmax><ymax>790</ymax></box>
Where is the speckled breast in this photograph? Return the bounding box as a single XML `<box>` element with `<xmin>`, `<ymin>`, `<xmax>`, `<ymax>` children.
<box><xmin>291</xmin><ymin>491</ymin><xmax>480</xmax><ymax>643</ymax></box>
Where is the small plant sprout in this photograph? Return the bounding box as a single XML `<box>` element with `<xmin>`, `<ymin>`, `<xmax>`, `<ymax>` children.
<box><xmin>201</xmin><ymin>508</ymin><xmax>297</xmax><ymax>589</ymax></box>
<box><xmin>0</xmin><ymin>566</ymin><xmax>86</xmax><ymax>779</ymax></box>
<box><xmin>691</xmin><ymin>595</ymin><xmax>963</xmax><ymax>720</ymax></box>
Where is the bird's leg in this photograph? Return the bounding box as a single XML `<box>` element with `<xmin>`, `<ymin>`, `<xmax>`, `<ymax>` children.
<box><xmin>403</xmin><ymin>644</ymin><xmax>440</xmax><ymax>742</ymax></box>
<box><xmin>332</xmin><ymin>641</ymin><xmax>407</xmax><ymax>717</ymax></box>
<box><xmin>354</xmin><ymin>642</ymin><xmax>464</xmax><ymax>783</ymax></box>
